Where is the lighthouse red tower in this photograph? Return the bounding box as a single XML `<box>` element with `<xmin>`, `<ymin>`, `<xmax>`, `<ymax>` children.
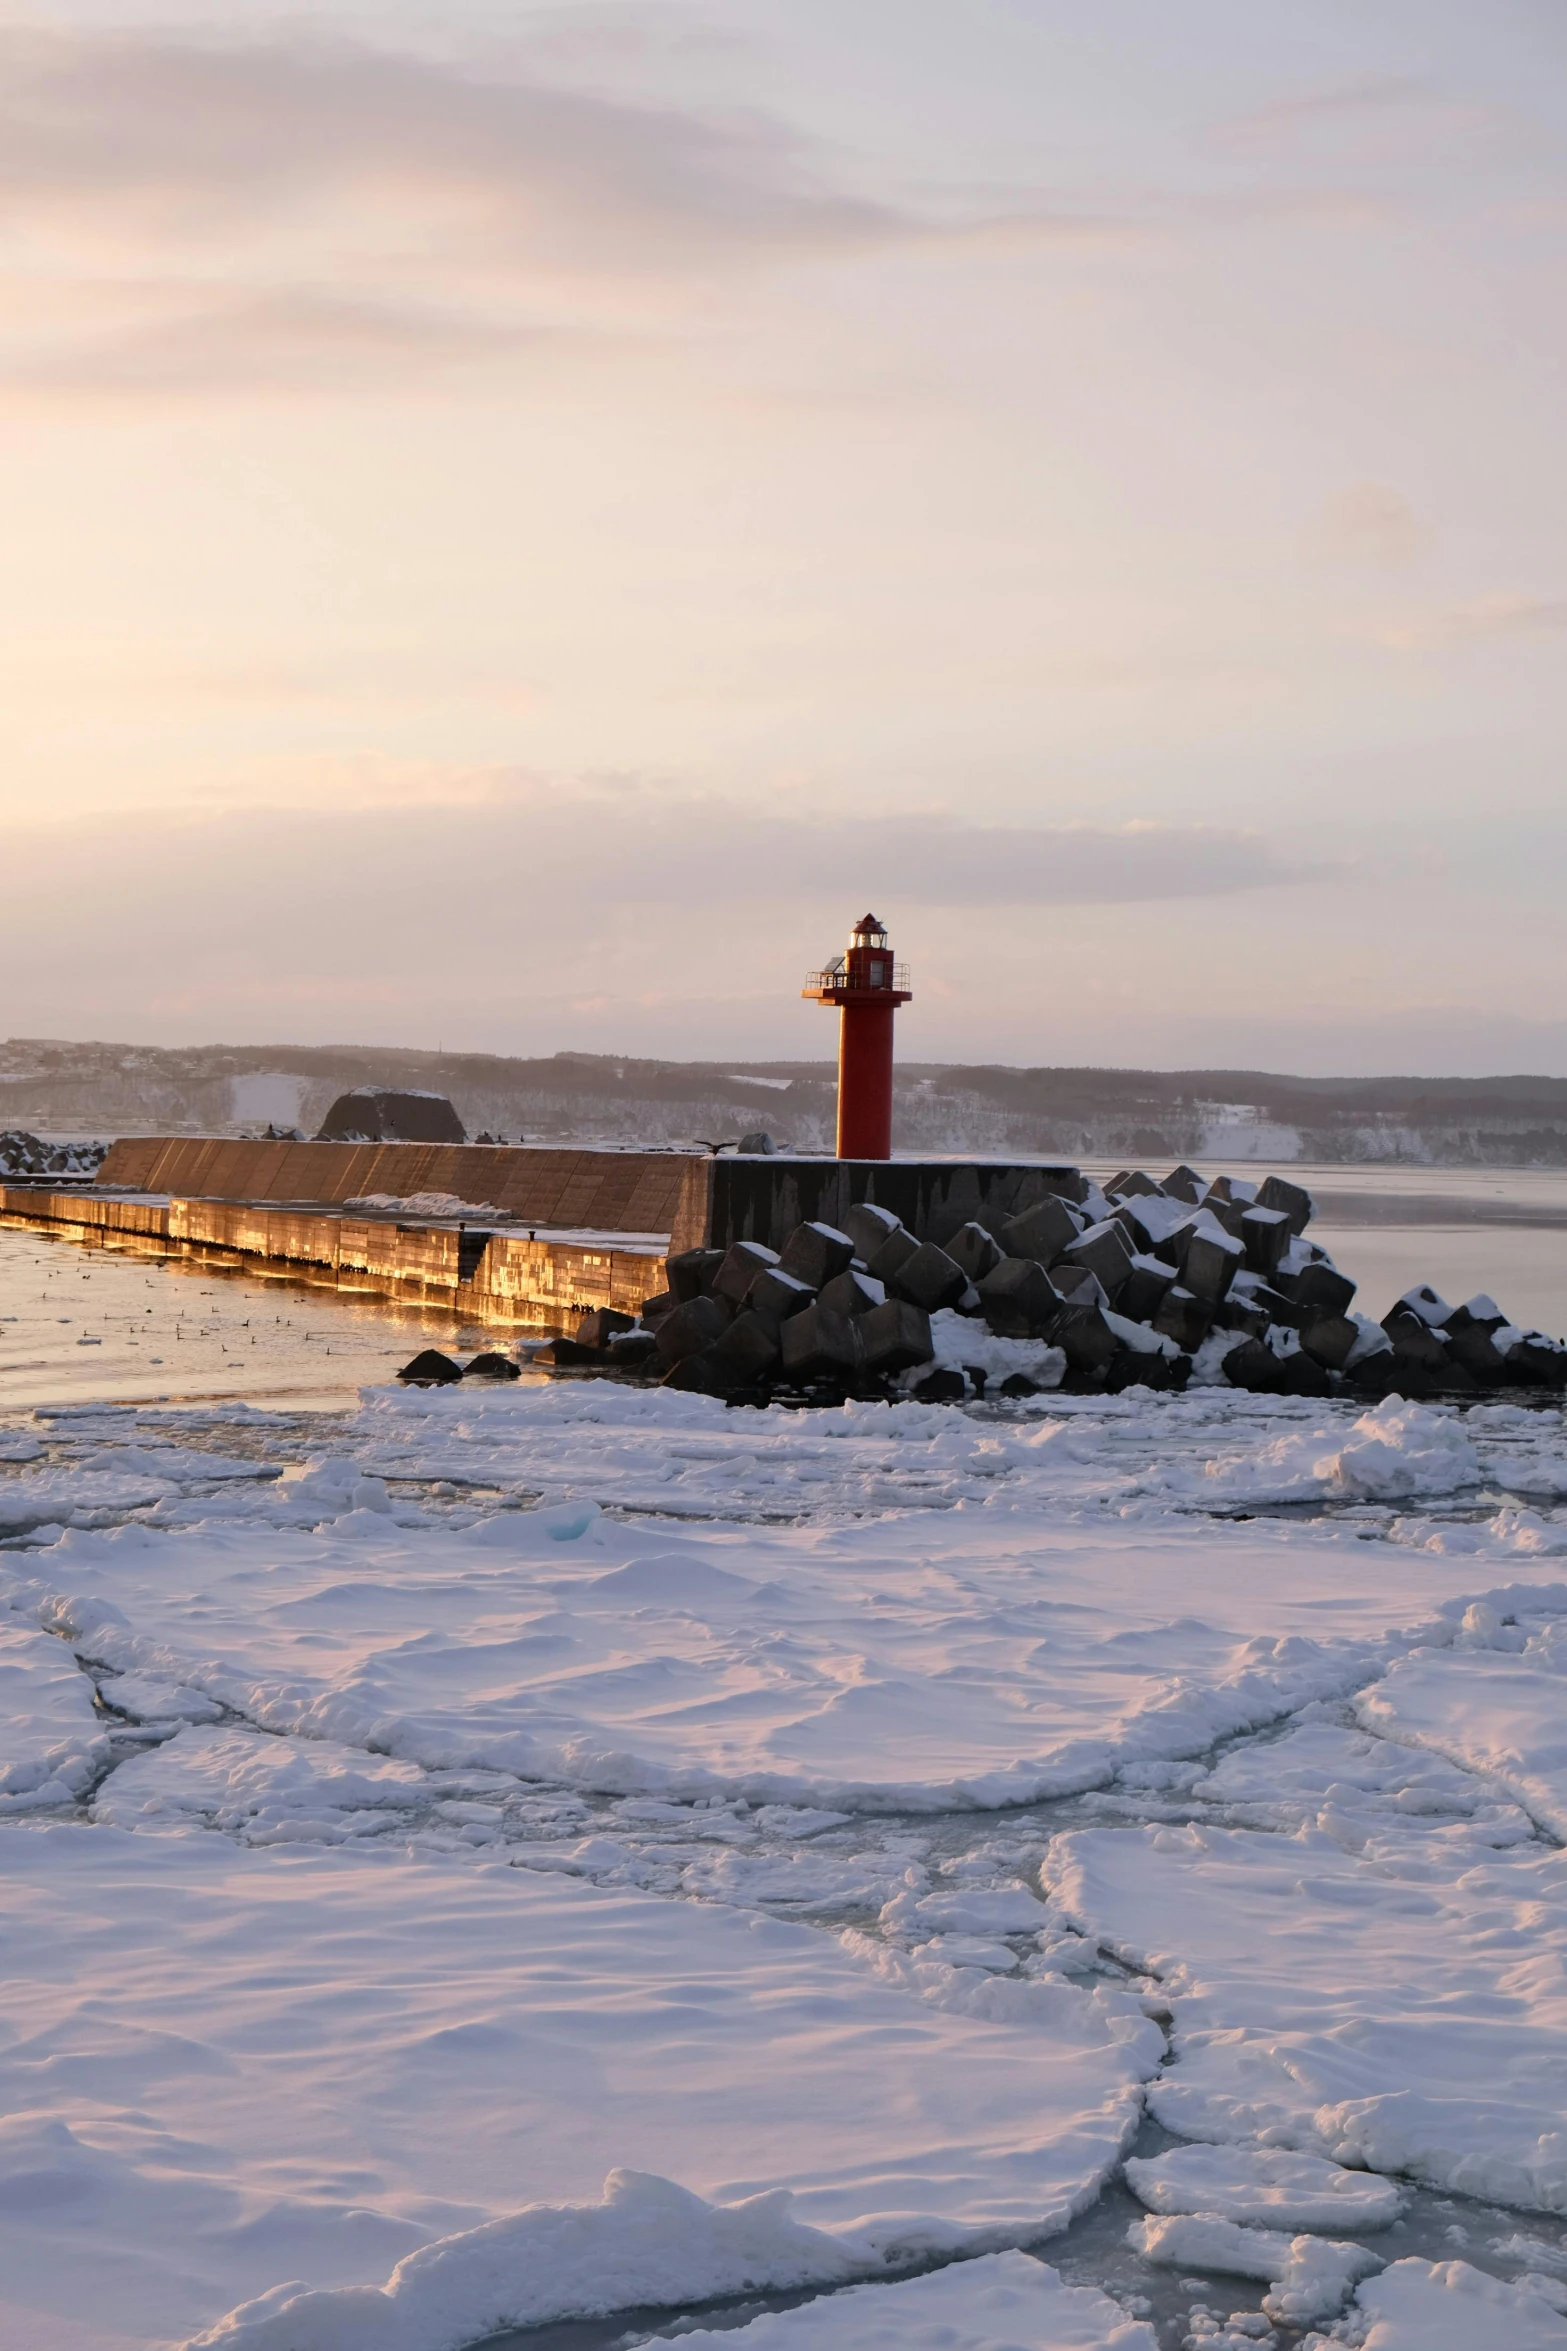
<box><xmin>803</xmin><ymin>913</ymin><xmax>912</xmax><ymax>1160</ymax></box>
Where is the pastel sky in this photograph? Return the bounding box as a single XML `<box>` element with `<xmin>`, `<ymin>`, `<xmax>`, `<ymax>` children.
<box><xmin>2</xmin><ymin>0</ymin><xmax>1564</xmax><ymax>1073</ymax></box>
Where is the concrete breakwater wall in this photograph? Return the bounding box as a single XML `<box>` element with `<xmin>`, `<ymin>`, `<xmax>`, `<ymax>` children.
<box><xmin>97</xmin><ymin>1136</ymin><xmax>715</xmax><ymax>1254</ymax></box>
<box><xmin>94</xmin><ymin>1138</ymin><xmax>1090</xmax><ymax>1257</ymax></box>
<box><xmin>2</xmin><ymin>1142</ymin><xmax>1129</xmax><ymax>1337</ymax></box>
<box><xmin>0</xmin><ymin>1185</ymin><xmax>662</xmax><ymax>1331</ymax></box>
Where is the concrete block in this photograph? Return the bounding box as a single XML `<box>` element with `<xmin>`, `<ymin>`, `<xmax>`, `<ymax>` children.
<box><xmin>1387</xmin><ymin>1322</ymin><xmax>1452</xmax><ymax>1375</ymax></box>
<box><xmin>541</xmin><ymin>1338</ymin><xmax>603</xmax><ymax>1366</ymax></box>
<box><xmin>1389</xmin><ymin>1282</ymin><xmax>1454</xmax><ymax>1329</ymax></box>
<box><xmin>887</xmin><ymin>1240</ymin><xmax>968</xmax><ymax>1314</ymax></box>
<box><xmin>1200</xmin><ymin>1195</ymin><xmax>1250</xmax><ymax>1241</ymax></box>
<box><xmin>1120</xmin><ymin>1254</ymin><xmax>1174</xmax><ymax>1324</ymax></box>
<box><xmin>747</xmin><ymin>1265</ymin><xmax>817</xmax><ymax>1325</ymax></box>
<box><xmin>1241</xmin><ymin>1206</ymin><xmax>1292</xmax><ymax>1276</ymax></box>
<box><xmin>1176</xmin><ymin>1219</ymin><xmax>1243</xmax><ymax>1304</ymax></box>
<box><xmin>975</xmin><ymin>1256</ymin><xmax>1062</xmax><ymax>1338</ymax></box>
<box><xmin>1055</xmin><ymin>1302</ymin><xmax>1118</xmax><ymax>1378</ymax></box>
<box><xmin>1153</xmin><ymin>1287</ymin><xmax>1213</xmax><ymax>1352</ymax></box>
<box><xmin>575</xmin><ymin>1308</ymin><xmax>636</xmax><ymax>1351</ymax></box>
<box><xmin>911</xmin><ymin>1367</ymin><xmax>966</xmax><ymax>1403</ymax></box>
<box><xmin>667</xmin><ymin>1247</ymin><xmax>725</xmax><ymax>1303</ymax></box>
<box><xmin>639</xmin><ymin>1290</ymin><xmax>676</xmax><ymax>1325</ymax></box>
<box><xmin>860</xmin><ymin>1297</ymin><xmax>934</xmax><ymax>1373</ymax></box>
<box><xmin>1054</xmin><ymin>1263</ymin><xmax>1110</xmax><ymax>1311</ymax></box>
<box><xmin>1503</xmin><ymin>1335</ymin><xmax>1567</xmax><ymax>1388</ymax></box>
<box><xmin>706</xmin><ymin>1309</ymin><xmax>783</xmax><ymax>1386</ymax></box>
<box><xmin>842</xmin><ymin>1201</ymin><xmax>904</xmax><ymax>1261</ymax></box>
<box><xmin>1299</xmin><ymin>1311</ymin><xmax>1358</xmax><ymax>1371</ymax></box>
<box><xmin>1060</xmin><ymin>1219</ymin><xmax>1135</xmax><ymax>1303</ymax></box>
<box><xmin>737</xmin><ymin>1131</ymin><xmax>776</xmax><ymax>1155</ymax></box>
<box><xmin>655</xmin><ymin>1292</ymin><xmax>732</xmax><ymax>1365</ymax></box>
<box><xmin>1109</xmin><ymin>1170</ymin><xmax>1164</xmax><ymax>1199</ymax></box>
<box><xmin>1222</xmin><ymin>1337</ymin><xmax>1287</xmax><ymax>1393</ymax></box>
<box><xmin>818</xmin><ymin>1268</ymin><xmax>886</xmax><ymax>1318</ymax></box>
<box><xmin>1293</xmin><ymin>1262</ymin><xmax>1356</xmax><ymax>1319</ymax></box>
<box><xmin>660</xmin><ymin>1351</ymin><xmax>729</xmax><ymax>1395</ymax></box>
<box><xmin>780</xmin><ymin>1301</ymin><xmax>864</xmax><ymax>1382</ymax></box>
<box><xmin>1113</xmin><ymin>1194</ymin><xmax>1192</xmax><ymax>1258</ymax></box>
<box><xmin>1280</xmin><ymin>1349</ymin><xmax>1335</xmax><ymax>1397</ymax></box>
<box><xmin>1255</xmin><ymin>1174</ymin><xmax>1314</xmax><ymax>1236</ymax></box>
<box><xmin>606</xmin><ymin>1330</ymin><xmax>660</xmax><ymax>1371</ymax></box>
<box><xmin>1248</xmin><ymin>1282</ymin><xmax>1303</xmax><ymax>1329</ymax></box>
<box><xmin>867</xmin><ymin>1225</ymin><xmax>920</xmax><ymax>1285</ymax></box>
<box><xmin>1448</xmin><ymin>1295</ymin><xmax>1507</xmax><ymax>1334</ymax></box>
<box><xmin>999</xmin><ymin>1195</ymin><xmax>1081</xmax><ymax>1266</ymax></box>
<box><xmin>1446</xmin><ymin>1323</ymin><xmax>1508</xmax><ymax>1383</ymax></box>
<box><xmin>946</xmin><ymin>1220</ymin><xmax>1004</xmax><ymax>1285</ymax></box>
<box><xmin>1217</xmin><ymin>1296</ymin><xmax>1270</xmax><ymax>1340</ymax></box>
<box><xmin>462</xmin><ymin>1351</ymin><xmax>520</xmax><ymax>1381</ymax></box>
<box><xmin>778</xmin><ymin>1221</ymin><xmax>856</xmax><ymax>1289</ymax></box>
<box><xmin>713</xmin><ymin>1240</ymin><xmax>781</xmax><ymax>1308</ymax></box>
<box><xmin>397</xmin><ymin>1348</ymin><xmax>463</xmax><ymax>1385</ymax></box>
<box><xmin>1162</xmin><ymin>1164</ymin><xmax>1204</xmax><ymax>1204</ymax></box>
<box><xmin>1105</xmin><ymin>1348</ymin><xmax>1185</xmax><ymax>1393</ymax></box>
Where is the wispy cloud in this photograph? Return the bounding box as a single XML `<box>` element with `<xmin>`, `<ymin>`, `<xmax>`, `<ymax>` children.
<box><xmin>0</xmin><ymin>785</ymin><xmax>1332</xmax><ymax>918</ymax></box>
<box><xmin>0</xmin><ymin>24</ymin><xmax>1153</xmax><ymax>396</ymax></box>
<box><xmin>0</xmin><ymin>27</ymin><xmax>910</xmax><ymax>392</ymax></box>
<box><xmin>1379</xmin><ymin>594</ymin><xmax>1567</xmax><ymax>651</ymax></box>
<box><xmin>1320</xmin><ymin>482</ymin><xmax>1427</xmax><ymax>570</ymax></box>
<box><xmin>1214</xmin><ymin>73</ymin><xmax>1515</xmax><ymax>167</ymax></box>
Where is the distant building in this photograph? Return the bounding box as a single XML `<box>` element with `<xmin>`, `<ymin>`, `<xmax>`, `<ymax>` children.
<box><xmin>316</xmin><ymin>1087</ymin><xmax>466</xmax><ymax>1144</ymax></box>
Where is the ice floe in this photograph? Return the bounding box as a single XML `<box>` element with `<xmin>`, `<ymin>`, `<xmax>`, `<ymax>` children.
<box><xmin>1050</xmin><ymin>1798</ymin><xmax>1567</xmax><ymax>2210</ymax></box>
<box><xmin>1129</xmin><ymin>2209</ymin><xmax>1379</xmax><ymax>2321</ymax></box>
<box><xmin>1124</xmin><ymin>2142</ymin><xmax>1402</xmax><ymax>2231</ymax></box>
<box><xmin>0</xmin><ymin>1824</ymin><xmax>1158</xmax><ymax>2348</ymax></box>
<box><xmin>1327</xmin><ymin>2254</ymin><xmax>1567</xmax><ymax>2347</ymax></box>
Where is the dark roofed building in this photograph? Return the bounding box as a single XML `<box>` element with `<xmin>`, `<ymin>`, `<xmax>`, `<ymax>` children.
<box><xmin>316</xmin><ymin>1087</ymin><xmax>466</xmax><ymax>1145</ymax></box>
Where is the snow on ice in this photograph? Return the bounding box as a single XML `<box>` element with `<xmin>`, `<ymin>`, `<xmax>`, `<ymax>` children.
<box><xmin>0</xmin><ymin>1824</ymin><xmax>1156</xmax><ymax>2348</ymax></box>
<box><xmin>3</xmin><ymin>1368</ymin><xmax>1567</xmax><ymax>2346</ymax></box>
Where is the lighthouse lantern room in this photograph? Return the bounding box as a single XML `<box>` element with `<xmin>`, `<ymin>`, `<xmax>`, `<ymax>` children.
<box><xmin>803</xmin><ymin>912</ymin><xmax>912</xmax><ymax>1160</ymax></box>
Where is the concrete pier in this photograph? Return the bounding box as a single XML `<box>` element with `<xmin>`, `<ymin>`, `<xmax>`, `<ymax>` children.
<box><xmin>0</xmin><ymin>1184</ymin><xmax>663</xmax><ymax>1332</ymax></box>
<box><xmin>0</xmin><ymin>1138</ymin><xmax>1089</xmax><ymax>1338</ymax></box>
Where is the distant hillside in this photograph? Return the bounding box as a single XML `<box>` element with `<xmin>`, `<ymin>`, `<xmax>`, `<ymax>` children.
<box><xmin>5</xmin><ymin>1038</ymin><xmax>1567</xmax><ymax>1166</ymax></box>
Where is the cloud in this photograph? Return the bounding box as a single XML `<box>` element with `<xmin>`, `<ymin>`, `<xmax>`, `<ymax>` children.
<box><xmin>0</xmin><ymin>23</ymin><xmax>1153</xmax><ymax>396</ymax></box>
<box><xmin>0</xmin><ymin>790</ymin><xmax>1330</xmax><ymax>1053</ymax></box>
<box><xmin>1379</xmin><ymin>594</ymin><xmax>1567</xmax><ymax>651</ymax></box>
<box><xmin>0</xmin><ymin>26</ymin><xmax>912</xmax><ymax>392</ymax></box>
<box><xmin>1214</xmin><ymin>74</ymin><xmax>1515</xmax><ymax>169</ymax></box>
<box><xmin>0</xmin><ymin>30</ymin><xmax>894</xmax><ymax>261</ymax></box>
<box><xmin>0</xmin><ymin>789</ymin><xmax>1328</xmax><ymax>963</ymax></box>
<box><xmin>1219</xmin><ymin>76</ymin><xmax>1434</xmax><ymax>144</ymax></box>
<box><xmin>1321</xmin><ymin>482</ymin><xmax>1426</xmax><ymax>569</ymax></box>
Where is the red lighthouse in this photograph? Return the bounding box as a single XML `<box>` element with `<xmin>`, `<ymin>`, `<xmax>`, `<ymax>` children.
<box><xmin>803</xmin><ymin>913</ymin><xmax>912</xmax><ymax>1160</ymax></box>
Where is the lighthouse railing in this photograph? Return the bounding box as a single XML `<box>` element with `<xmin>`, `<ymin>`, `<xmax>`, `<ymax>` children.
<box><xmin>803</xmin><ymin>963</ymin><xmax>911</xmax><ymax>995</ymax></box>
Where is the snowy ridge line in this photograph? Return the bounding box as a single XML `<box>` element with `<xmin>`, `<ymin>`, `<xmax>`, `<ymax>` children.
<box><xmin>179</xmin><ymin>2190</ymin><xmax>1161</xmax><ymax>2351</ymax></box>
<box><xmin>179</xmin><ymin>2170</ymin><xmax>871</xmax><ymax>2351</ymax></box>
<box><xmin>2</xmin><ymin>1566</ymin><xmax>1439</xmax><ymax>1813</ymax></box>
